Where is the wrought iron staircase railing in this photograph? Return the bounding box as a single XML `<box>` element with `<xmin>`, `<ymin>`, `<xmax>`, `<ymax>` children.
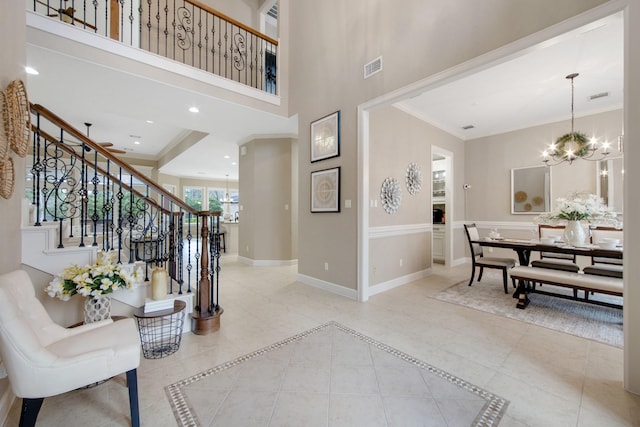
<box><xmin>30</xmin><ymin>0</ymin><xmax>278</xmax><ymax>95</ymax></box>
<box><xmin>28</xmin><ymin>102</ymin><xmax>223</xmax><ymax>334</ymax></box>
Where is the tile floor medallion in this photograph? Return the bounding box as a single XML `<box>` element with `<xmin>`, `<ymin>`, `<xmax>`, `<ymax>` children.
<box><xmin>166</xmin><ymin>321</ymin><xmax>509</xmax><ymax>426</ymax></box>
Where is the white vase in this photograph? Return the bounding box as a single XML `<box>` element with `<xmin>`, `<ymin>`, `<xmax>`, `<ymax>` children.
<box><xmin>84</xmin><ymin>295</ymin><xmax>112</xmax><ymax>324</ymax></box>
<box><xmin>563</xmin><ymin>220</ymin><xmax>587</xmax><ymax>246</ymax></box>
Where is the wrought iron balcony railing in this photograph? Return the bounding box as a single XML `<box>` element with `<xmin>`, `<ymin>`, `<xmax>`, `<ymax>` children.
<box><xmin>30</xmin><ymin>0</ymin><xmax>278</xmax><ymax>95</ymax></box>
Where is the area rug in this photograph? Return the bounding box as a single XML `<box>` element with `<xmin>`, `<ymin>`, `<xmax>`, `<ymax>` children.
<box><xmin>432</xmin><ymin>273</ymin><xmax>623</xmax><ymax>348</ymax></box>
<box><xmin>166</xmin><ymin>321</ymin><xmax>509</xmax><ymax>426</ymax></box>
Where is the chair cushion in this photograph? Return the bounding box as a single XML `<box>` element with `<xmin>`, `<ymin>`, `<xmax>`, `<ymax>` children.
<box><xmin>583</xmin><ymin>265</ymin><xmax>623</xmax><ymax>279</ymax></box>
<box><xmin>476</xmin><ymin>257</ymin><xmax>515</xmax><ymax>268</ymax></box>
<box><xmin>592</xmin><ymin>257</ymin><xmax>623</xmax><ymax>266</ymax></box>
<box><xmin>541</xmin><ymin>251</ymin><xmax>575</xmax><ymax>261</ymax></box>
<box><xmin>531</xmin><ymin>259</ymin><xmax>580</xmax><ymax>273</ymax></box>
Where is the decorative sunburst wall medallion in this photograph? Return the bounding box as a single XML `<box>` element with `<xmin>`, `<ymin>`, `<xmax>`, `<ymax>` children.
<box><xmin>381</xmin><ymin>177</ymin><xmax>402</xmax><ymax>214</ymax></box>
<box><xmin>405</xmin><ymin>162</ymin><xmax>423</xmax><ymax>195</ymax></box>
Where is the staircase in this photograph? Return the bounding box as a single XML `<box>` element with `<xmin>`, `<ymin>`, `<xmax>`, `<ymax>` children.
<box><xmin>23</xmin><ymin>103</ymin><xmax>223</xmax><ymax>335</ymax></box>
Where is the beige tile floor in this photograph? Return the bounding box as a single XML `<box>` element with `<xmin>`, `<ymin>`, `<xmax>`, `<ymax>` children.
<box><xmin>170</xmin><ymin>322</ymin><xmax>501</xmax><ymax>426</ymax></box>
<box><xmin>4</xmin><ymin>259</ymin><xmax>640</xmax><ymax>426</ymax></box>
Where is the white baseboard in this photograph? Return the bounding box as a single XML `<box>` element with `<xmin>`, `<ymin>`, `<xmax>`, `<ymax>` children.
<box><xmin>452</xmin><ymin>257</ymin><xmax>469</xmax><ymax>267</ymax></box>
<box><xmin>368</xmin><ymin>269</ymin><xmax>432</xmax><ymax>296</ymax></box>
<box><xmin>296</xmin><ymin>274</ymin><xmax>358</xmax><ymax>300</ymax></box>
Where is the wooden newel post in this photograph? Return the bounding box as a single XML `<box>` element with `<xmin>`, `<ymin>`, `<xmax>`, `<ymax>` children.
<box><xmin>191</xmin><ymin>210</ymin><xmax>224</xmax><ymax>335</ymax></box>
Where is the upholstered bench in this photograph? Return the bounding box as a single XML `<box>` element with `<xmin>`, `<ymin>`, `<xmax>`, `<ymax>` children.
<box><xmin>508</xmin><ymin>266</ymin><xmax>623</xmax><ymax>308</ymax></box>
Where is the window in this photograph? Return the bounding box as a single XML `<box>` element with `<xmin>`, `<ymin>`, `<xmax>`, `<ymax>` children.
<box><xmin>183</xmin><ymin>186</ymin><xmax>239</xmax><ymax>221</ymax></box>
<box><xmin>183</xmin><ymin>187</ymin><xmax>204</xmax><ymax>211</ymax></box>
<box><xmin>208</xmin><ymin>188</ymin><xmax>239</xmax><ymax>220</ymax></box>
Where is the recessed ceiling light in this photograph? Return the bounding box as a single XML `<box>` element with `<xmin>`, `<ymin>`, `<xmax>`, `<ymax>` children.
<box><xmin>224</xmin><ymin>155</ymin><xmax>230</xmax><ymax>159</ymax></box>
<box><xmin>231</xmin><ymin>162</ymin><xmax>237</xmax><ymax>166</ymax></box>
<box><xmin>146</xmin><ymin>120</ymin><xmax>154</xmax><ymax>124</ymax></box>
<box><xmin>133</xmin><ymin>141</ymin><xmax>141</xmax><ymax>145</ymax></box>
<box><xmin>25</xmin><ymin>66</ymin><xmax>39</xmax><ymax>75</ymax></box>
<box><xmin>189</xmin><ymin>106</ymin><xmax>199</xmax><ymax>113</ymax></box>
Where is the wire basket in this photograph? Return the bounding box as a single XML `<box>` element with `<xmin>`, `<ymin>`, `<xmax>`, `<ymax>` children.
<box><xmin>135</xmin><ymin>304</ymin><xmax>186</xmax><ymax>359</ymax></box>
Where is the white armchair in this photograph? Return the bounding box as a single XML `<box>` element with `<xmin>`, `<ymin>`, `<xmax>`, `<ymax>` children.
<box><xmin>0</xmin><ymin>270</ymin><xmax>141</xmax><ymax>427</ymax></box>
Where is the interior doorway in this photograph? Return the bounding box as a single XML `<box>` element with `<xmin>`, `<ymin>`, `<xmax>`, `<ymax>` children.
<box><xmin>431</xmin><ymin>146</ymin><xmax>453</xmax><ymax>267</ymax></box>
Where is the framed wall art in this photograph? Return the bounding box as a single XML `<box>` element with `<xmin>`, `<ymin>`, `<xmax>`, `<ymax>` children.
<box><xmin>511</xmin><ymin>165</ymin><xmax>551</xmax><ymax>214</ymax></box>
<box><xmin>310</xmin><ymin>110</ymin><xmax>340</xmax><ymax>162</ymax></box>
<box><xmin>311</xmin><ymin>167</ymin><xmax>340</xmax><ymax>212</ymax></box>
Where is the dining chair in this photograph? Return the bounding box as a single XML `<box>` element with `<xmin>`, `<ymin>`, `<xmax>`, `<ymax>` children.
<box><xmin>532</xmin><ymin>224</ymin><xmax>579</xmax><ymax>268</ymax></box>
<box><xmin>0</xmin><ymin>270</ymin><xmax>141</xmax><ymax>427</ymax></box>
<box><xmin>463</xmin><ymin>223</ymin><xmax>516</xmax><ymax>293</ymax></box>
<box><xmin>216</xmin><ymin>225</ymin><xmax>227</xmax><ymax>253</ymax></box>
<box><xmin>584</xmin><ymin>226</ymin><xmax>623</xmax><ymax>278</ymax></box>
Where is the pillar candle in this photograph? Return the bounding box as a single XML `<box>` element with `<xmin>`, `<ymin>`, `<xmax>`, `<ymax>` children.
<box><xmin>151</xmin><ymin>268</ymin><xmax>168</xmax><ymax>300</ymax></box>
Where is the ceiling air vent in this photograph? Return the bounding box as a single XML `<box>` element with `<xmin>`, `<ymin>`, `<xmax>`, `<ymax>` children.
<box><xmin>364</xmin><ymin>56</ymin><xmax>383</xmax><ymax>79</ymax></box>
<box><xmin>589</xmin><ymin>91</ymin><xmax>609</xmax><ymax>101</ymax></box>
<box><xmin>461</xmin><ymin>125</ymin><xmax>475</xmax><ymax>130</ymax></box>
<box><xmin>267</xmin><ymin>3</ymin><xmax>278</xmax><ymax>20</ymax></box>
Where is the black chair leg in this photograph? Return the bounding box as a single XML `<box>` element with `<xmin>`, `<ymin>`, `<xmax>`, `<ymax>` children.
<box><xmin>19</xmin><ymin>398</ymin><xmax>44</xmax><ymax>427</ymax></box>
<box><xmin>468</xmin><ymin>266</ymin><xmax>476</xmax><ymax>286</ymax></box>
<box><xmin>478</xmin><ymin>267</ymin><xmax>484</xmax><ymax>282</ymax></box>
<box><xmin>126</xmin><ymin>369</ymin><xmax>140</xmax><ymax>427</ymax></box>
<box><xmin>502</xmin><ymin>269</ymin><xmax>508</xmax><ymax>294</ymax></box>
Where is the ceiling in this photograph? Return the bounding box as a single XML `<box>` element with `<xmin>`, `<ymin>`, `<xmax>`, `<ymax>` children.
<box><xmin>25</xmin><ymin>43</ymin><xmax>297</xmax><ymax>182</ymax></box>
<box><xmin>394</xmin><ymin>12</ymin><xmax>623</xmax><ymax>141</ymax></box>
<box><xmin>25</xmin><ymin>12</ymin><xmax>622</xmax><ymax>182</ymax></box>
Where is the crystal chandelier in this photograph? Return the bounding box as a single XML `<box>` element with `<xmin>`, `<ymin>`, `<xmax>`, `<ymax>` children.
<box><xmin>542</xmin><ymin>73</ymin><xmax>612</xmax><ymax>165</ymax></box>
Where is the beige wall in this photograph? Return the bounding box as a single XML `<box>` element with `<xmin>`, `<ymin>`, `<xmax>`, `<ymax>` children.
<box><xmin>465</xmin><ymin>109</ymin><xmax>623</xmax><ymax>221</ymax></box>
<box><xmin>239</xmin><ymin>137</ymin><xmax>295</xmax><ymax>262</ymax></box>
<box><xmin>290</xmin><ymin>0</ymin><xmax>607</xmax><ymax>290</ymax></box>
<box><xmin>0</xmin><ymin>0</ymin><xmax>26</xmax><ymax>275</ymax></box>
<box><xmin>202</xmin><ymin>0</ymin><xmax>262</xmax><ymax>29</ymax></box>
<box><xmin>624</xmin><ymin>0</ymin><xmax>640</xmax><ymax>394</ymax></box>
<box><xmin>0</xmin><ymin>0</ymin><xmax>26</xmax><ymax>412</ymax></box>
<box><xmin>367</xmin><ymin>106</ymin><xmax>464</xmax><ymax>285</ymax></box>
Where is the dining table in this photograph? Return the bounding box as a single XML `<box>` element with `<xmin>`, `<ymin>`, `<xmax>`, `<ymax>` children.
<box><xmin>471</xmin><ymin>237</ymin><xmax>623</xmax><ymax>307</ymax></box>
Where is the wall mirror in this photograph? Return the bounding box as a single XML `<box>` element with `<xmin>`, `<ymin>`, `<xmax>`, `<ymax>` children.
<box><xmin>511</xmin><ymin>165</ymin><xmax>551</xmax><ymax>214</ymax></box>
<box><xmin>597</xmin><ymin>157</ymin><xmax>624</xmax><ymax>213</ymax></box>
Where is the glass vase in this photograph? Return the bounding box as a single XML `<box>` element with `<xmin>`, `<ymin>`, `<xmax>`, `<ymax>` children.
<box><xmin>563</xmin><ymin>220</ymin><xmax>587</xmax><ymax>246</ymax></box>
<box><xmin>84</xmin><ymin>295</ymin><xmax>112</xmax><ymax>324</ymax></box>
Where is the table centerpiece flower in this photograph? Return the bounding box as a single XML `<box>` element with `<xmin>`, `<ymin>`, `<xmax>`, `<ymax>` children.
<box><xmin>45</xmin><ymin>251</ymin><xmax>141</xmax><ymax>323</ymax></box>
<box><xmin>535</xmin><ymin>191</ymin><xmax>620</xmax><ymax>246</ymax></box>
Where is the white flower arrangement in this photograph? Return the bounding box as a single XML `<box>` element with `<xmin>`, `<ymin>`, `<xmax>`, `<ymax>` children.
<box><xmin>536</xmin><ymin>191</ymin><xmax>620</xmax><ymax>226</ymax></box>
<box><xmin>46</xmin><ymin>251</ymin><xmax>141</xmax><ymax>301</ymax></box>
